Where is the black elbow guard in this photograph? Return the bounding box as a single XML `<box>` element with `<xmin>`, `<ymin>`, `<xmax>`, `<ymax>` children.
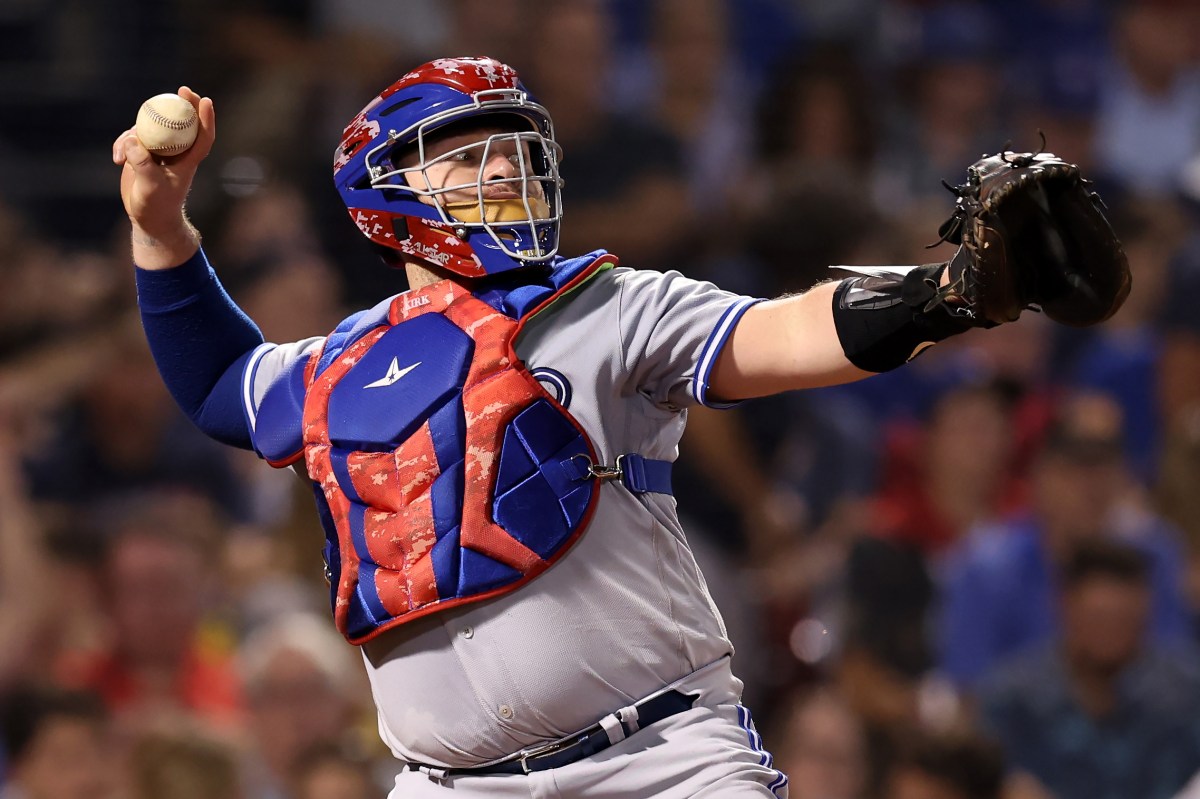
<box><xmin>831</xmin><ymin>263</ymin><xmax>979</xmax><ymax>373</ymax></box>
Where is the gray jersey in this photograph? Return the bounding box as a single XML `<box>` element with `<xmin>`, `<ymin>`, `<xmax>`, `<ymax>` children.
<box><xmin>242</xmin><ymin>266</ymin><xmax>759</xmax><ymax>767</ymax></box>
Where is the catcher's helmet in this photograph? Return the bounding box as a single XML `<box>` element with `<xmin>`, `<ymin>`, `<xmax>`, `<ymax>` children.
<box><xmin>333</xmin><ymin>57</ymin><xmax>563</xmax><ymax>278</ymax></box>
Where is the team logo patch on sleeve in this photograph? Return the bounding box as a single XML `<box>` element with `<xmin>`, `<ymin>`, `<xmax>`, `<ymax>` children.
<box><xmin>531</xmin><ymin>367</ymin><xmax>572</xmax><ymax>408</ymax></box>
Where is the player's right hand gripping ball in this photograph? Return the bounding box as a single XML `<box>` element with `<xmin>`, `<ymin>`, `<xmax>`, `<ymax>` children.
<box><xmin>932</xmin><ymin>149</ymin><xmax>1131</xmax><ymax>327</ymax></box>
<box><xmin>135</xmin><ymin>93</ymin><xmax>199</xmax><ymax>156</ymax></box>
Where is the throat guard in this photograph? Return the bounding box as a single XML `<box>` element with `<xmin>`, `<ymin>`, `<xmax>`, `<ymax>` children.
<box><xmin>289</xmin><ymin>252</ymin><xmax>653</xmax><ymax>643</ymax></box>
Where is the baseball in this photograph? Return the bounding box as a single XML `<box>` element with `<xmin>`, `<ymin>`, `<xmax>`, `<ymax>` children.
<box><xmin>135</xmin><ymin>93</ymin><xmax>199</xmax><ymax>156</ymax></box>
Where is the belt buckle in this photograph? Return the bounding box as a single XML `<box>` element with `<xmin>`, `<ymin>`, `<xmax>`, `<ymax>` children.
<box><xmin>515</xmin><ymin>737</ymin><xmax>570</xmax><ymax>775</ymax></box>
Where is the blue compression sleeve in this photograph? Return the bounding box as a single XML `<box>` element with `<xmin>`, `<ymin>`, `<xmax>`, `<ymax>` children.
<box><xmin>136</xmin><ymin>248</ymin><xmax>263</xmax><ymax>449</ymax></box>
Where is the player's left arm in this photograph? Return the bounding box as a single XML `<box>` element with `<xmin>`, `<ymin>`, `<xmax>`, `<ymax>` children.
<box><xmin>709</xmin><ymin>263</ymin><xmax>963</xmax><ymax>402</ymax></box>
<box><xmin>615</xmin><ymin>262</ymin><xmax>958</xmax><ymax>409</ymax></box>
<box><xmin>709</xmin><ymin>280</ymin><xmax>870</xmax><ymax>400</ymax></box>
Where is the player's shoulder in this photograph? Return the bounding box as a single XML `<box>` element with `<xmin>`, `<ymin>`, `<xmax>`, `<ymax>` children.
<box><xmin>607</xmin><ymin>265</ymin><xmax>703</xmax><ymax>287</ymax></box>
<box><xmin>518</xmin><ymin>265</ymin><xmax>670</xmax><ymax>336</ymax></box>
<box><xmin>604</xmin><ymin>264</ymin><xmax>727</xmax><ymax>303</ymax></box>
<box><xmin>609</xmin><ymin>264</ymin><xmax>748</xmax><ymax>314</ymax></box>
<box><xmin>545</xmin><ymin>263</ymin><xmax>648</xmax><ymax>304</ymax></box>
<box><xmin>530</xmin><ymin>261</ymin><xmax>741</xmax><ymax>337</ymax></box>
<box><xmin>564</xmin><ymin>266</ymin><xmax>703</xmax><ymax>320</ymax></box>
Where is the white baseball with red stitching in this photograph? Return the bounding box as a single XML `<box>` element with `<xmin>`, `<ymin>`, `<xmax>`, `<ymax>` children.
<box><xmin>134</xmin><ymin>93</ymin><xmax>198</xmax><ymax>156</ymax></box>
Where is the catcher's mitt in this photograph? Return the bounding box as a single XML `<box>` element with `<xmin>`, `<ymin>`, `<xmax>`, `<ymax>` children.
<box><xmin>931</xmin><ymin>148</ymin><xmax>1131</xmax><ymax>327</ymax></box>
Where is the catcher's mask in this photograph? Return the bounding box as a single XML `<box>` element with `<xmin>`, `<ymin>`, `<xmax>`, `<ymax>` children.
<box><xmin>333</xmin><ymin>57</ymin><xmax>563</xmax><ymax>278</ymax></box>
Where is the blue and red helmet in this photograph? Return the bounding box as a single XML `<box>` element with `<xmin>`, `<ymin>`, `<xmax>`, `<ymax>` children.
<box><xmin>333</xmin><ymin>57</ymin><xmax>563</xmax><ymax>278</ymax></box>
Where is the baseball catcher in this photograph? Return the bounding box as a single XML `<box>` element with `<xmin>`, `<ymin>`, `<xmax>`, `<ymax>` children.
<box><xmin>113</xmin><ymin>56</ymin><xmax>1129</xmax><ymax>798</ymax></box>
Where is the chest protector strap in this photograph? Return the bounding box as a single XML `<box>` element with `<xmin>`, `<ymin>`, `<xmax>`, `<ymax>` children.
<box><xmin>300</xmin><ymin>254</ymin><xmax>670</xmax><ymax>644</ymax></box>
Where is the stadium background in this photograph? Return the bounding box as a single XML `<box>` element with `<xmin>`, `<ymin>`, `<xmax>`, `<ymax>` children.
<box><xmin>2</xmin><ymin>0</ymin><xmax>1200</xmax><ymax>797</ymax></box>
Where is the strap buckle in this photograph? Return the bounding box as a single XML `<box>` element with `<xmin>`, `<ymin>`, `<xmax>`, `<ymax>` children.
<box><xmin>569</xmin><ymin>453</ymin><xmax>624</xmax><ymax>482</ymax></box>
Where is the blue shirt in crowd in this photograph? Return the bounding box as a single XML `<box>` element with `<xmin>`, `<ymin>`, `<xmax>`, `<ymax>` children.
<box><xmin>978</xmin><ymin>645</ymin><xmax>1200</xmax><ymax>799</ymax></box>
<box><xmin>937</xmin><ymin>513</ymin><xmax>1191</xmax><ymax>688</ymax></box>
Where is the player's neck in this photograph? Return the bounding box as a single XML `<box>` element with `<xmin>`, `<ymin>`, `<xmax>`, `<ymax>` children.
<box><xmin>405</xmin><ymin>261</ymin><xmax>456</xmax><ymax>290</ymax></box>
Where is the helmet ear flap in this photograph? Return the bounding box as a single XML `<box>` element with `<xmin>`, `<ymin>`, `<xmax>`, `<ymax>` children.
<box><xmin>370</xmin><ymin>242</ymin><xmax>406</xmax><ymax>269</ymax></box>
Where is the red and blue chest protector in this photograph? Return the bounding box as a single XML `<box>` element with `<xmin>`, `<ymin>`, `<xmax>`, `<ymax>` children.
<box><xmin>251</xmin><ymin>252</ymin><xmax>670</xmax><ymax>644</ymax></box>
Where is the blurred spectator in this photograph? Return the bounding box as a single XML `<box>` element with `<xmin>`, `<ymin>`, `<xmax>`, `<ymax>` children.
<box><xmin>671</xmin><ymin>127</ymin><xmax>896</xmax><ymax>551</ymax></box>
<box><xmin>754</xmin><ymin>46</ymin><xmax>878</xmax><ymax>188</ymax></box>
<box><xmin>522</xmin><ymin>0</ymin><xmax>691</xmax><ymax>270</ymax></box>
<box><xmin>677</xmin><ymin>381</ymin><xmax>878</xmax><ymax>562</ymax></box>
<box><xmin>937</xmin><ymin>392</ymin><xmax>1191</xmax><ymax>688</ymax></box>
<box><xmin>0</xmin><ymin>415</ymin><xmax>55</xmax><ymax>692</ymax></box>
<box><xmin>645</xmin><ymin>0</ymin><xmax>757</xmax><ymax>227</ymax></box>
<box><xmin>978</xmin><ymin>538</ymin><xmax>1200</xmax><ymax>799</ymax></box>
<box><xmin>1093</xmin><ymin>1</ymin><xmax>1200</xmax><ymax>194</ymax></box>
<box><xmin>1059</xmin><ymin>197</ymin><xmax>1188</xmax><ymax>483</ymax></box>
<box><xmin>783</xmin><ymin>0</ymin><xmax>883</xmax><ymax>51</ymax></box>
<box><xmin>292</xmin><ymin>743</ymin><xmax>379</xmax><ymax>799</ymax></box>
<box><xmin>873</xmin><ymin>2</ymin><xmax>1010</xmax><ymax>211</ymax></box>
<box><xmin>1157</xmin><ymin>220</ymin><xmax>1200</xmax><ymax>422</ymax></box>
<box><xmin>878</xmin><ymin>728</ymin><xmax>1004</xmax><ymax>799</ymax></box>
<box><xmin>55</xmin><ymin>489</ymin><xmax>243</xmax><ymax>734</ymax></box>
<box><xmin>214</xmin><ymin>187</ymin><xmax>348</xmax><ymax>341</ymax></box>
<box><xmin>836</xmin><ymin>379</ymin><xmax>1044</xmax><ymax>742</ymax></box>
<box><xmin>1153</xmin><ymin>222</ymin><xmax>1200</xmax><ymax>620</ymax></box>
<box><xmin>0</xmin><ymin>685</ymin><xmax>115</xmax><ymax>799</ymax></box>
<box><xmin>0</xmin><ymin>206</ymin><xmax>125</xmax><ymax>360</ymax></box>
<box><xmin>838</xmin><ymin>535</ymin><xmax>939</xmax><ymax>733</ymax></box>
<box><xmin>1003</xmin><ymin>0</ymin><xmax>1112</xmax><ymax>175</ymax></box>
<box><xmin>871</xmin><ymin>380</ymin><xmax>1024</xmax><ymax>557</ymax></box>
<box><xmin>1156</xmin><ymin>399</ymin><xmax>1200</xmax><ymax>624</ymax></box>
<box><xmin>709</xmin><ymin>160</ymin><xmax>889</xmax><ymax>298</ymax></box>
<box><xmin>127</xmin><ymin>727</ymin><xmax>244</xmax><ymax>799</ymax></box>
<box><xmin>443</xmin><ymin>0</ymin><xmax>531</xmax><ymax>67</ymax></box>
<box><xmin>196</xmin><ymin>0</ymin><xmax>323</xmax><ymax>177</ymax></box>
<box><xmin>21</xmin><ymin>327</ymin><xmax>250</xmax><ymax>521</ymax></box>
<box><xmin>770</xmin><ymin>687</ymin><xmax>868</xmax><ymax>799</ymax></box>
<box><xmin>238</xmin><ymin>614</ymin><xmax>370</xmax><ymax>799</ymax></box>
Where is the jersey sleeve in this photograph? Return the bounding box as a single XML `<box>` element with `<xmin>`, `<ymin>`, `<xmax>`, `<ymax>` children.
<box><xmin>242</xmin><ymin>337</ymin><xmax>325</xmax><ymax>466</ymax></box>
<box><xmin>614</xmin><ymin>268</ymin><xmax>760</xmax><ymax>410</ymax></box>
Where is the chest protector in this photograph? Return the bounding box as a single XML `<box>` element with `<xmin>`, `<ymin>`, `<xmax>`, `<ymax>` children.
<box><xmin>289</xmin><ymin>253</ymin><xmax>649</xmax><ymax>644</ymax></box>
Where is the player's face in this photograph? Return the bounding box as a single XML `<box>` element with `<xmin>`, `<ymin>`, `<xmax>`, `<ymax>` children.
<box><xmin>400</xmin><ymin>125</ymin><xmax>551</xmax><ymax>217</ymax></box>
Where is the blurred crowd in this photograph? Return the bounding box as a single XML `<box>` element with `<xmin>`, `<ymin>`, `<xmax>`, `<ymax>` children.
<box><xmin>3</xmin><ymin>0</ymin><xmax>1200</xmax><ymax>797</ymax></box>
